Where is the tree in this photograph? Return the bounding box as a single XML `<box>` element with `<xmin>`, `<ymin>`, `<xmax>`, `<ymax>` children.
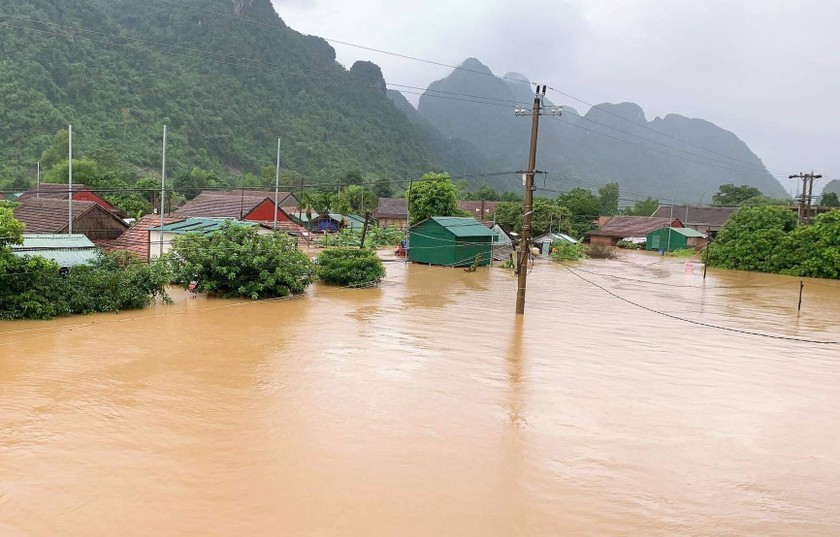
<box><xmin>39</xmin><ymin>129</ymin><xmax>69</xmax><ymax>171</ymax></box>
<box><xmin>624</xmin><ymin>197</ymin><xmax>660</xmax><ymax>216</ymax></box>
<box><xmin>821</xmin><ymin>192</ymin><xmax>839</xmax><ymax>207</ymax></box>
<box><xmin>0</xmin><ymin>208</ymin><xmax>25</xmax><ymax>248</ymax></box>
<box><xmin>464</xmin><ymin>184</ymin><xmax>501</xmax><ymax>201</ymax></box>
<box><xmin>493</xmin><ymin>198</ymin><xmax>572</xmax><ymax>236</ymax></box>
<box><xmin>408</xmin><ymin>172</ymin><xmax>459</xmax><ymax>224</ymax></box>
<box><xmin>372</xmin><ymin>176</ymin><xmax>394</xmax><ymax>198</ymax></box>
<box><xmin>316</xmin><ymin>248</ymin><xmax>386</xmax><ymax>287</ymax></box>
<box><xmin>707</xmin><ymin>206</ymin><xmax>798</xmax><ymax>273</ymax></box>
<box><xmin>556</xmin><ymin>188</ymin><xmax>600</xmax><ymax>236</ymax></box>
<box><xmin>339</xmin><ymin>184</ymin><xmax>379</xmax><ymax>214</ymax></box>
<box><xmin>169</xmin><ymin>222</ymin><xmax>312</xmax><ymax>299</ymax></box>
<box><xmin>783</xmin><ymin>210</ymin><xmax>840</xmax><ymax>279</ymax></box>
<box><xmin>712</xmin><ymin>183</ymin><xmax>764</xmax><ymax>206</ymax></box>
<box><xmin>598</xmin><ymin>182</ymin><xmax>620</xmax><ymax>216</ymax></box>
<box><xmin>341</xmin><ymin>170</ymin><xmax>365</xmax><ymax>186</ymax></box>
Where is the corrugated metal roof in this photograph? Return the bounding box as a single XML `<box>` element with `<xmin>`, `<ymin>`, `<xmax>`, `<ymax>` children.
<box><xmin>534</xmin><ymin>232</ymin><xmax>578</xmax><ymax>244</ymax></box>
<box><xmin>149</xmin><ymin>218</ymin><xmax>256</xmax><ymax>234</ymax></box>
<box><xmin>666</xmin><ymin>227</ymin><xmax>706</xmax><ymax>238</ymax></box>
<box><xmin>429</xmin><ymin>217</ymin><xmax>496</xmax><ymax>237</ymax></box>
<box><xmin>16</xmin><ymin>234</ymin><xmax>96</xmax><ymax>248</ymax></box>
<box><xmin>11</xmin><ymin>233</ymin><xmax>98</xmax><ymax>267</ymax></box>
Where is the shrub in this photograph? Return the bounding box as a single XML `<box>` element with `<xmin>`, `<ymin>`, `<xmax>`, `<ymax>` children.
<box><xmin>169</xmin><ymin>222</ymin><xmax>312</xmax><ymax>299</ymax></box>
<box><xmin>665</xmin><ymin>248</ymin><xmax>698</xmax><ymax>258</ymax></box>
<box><xmin>316</xmin><ymin>248</ymin><xmax>386</xmax><ymax>287</ymax></box>
<box><xmin>549</xmin><ymin>241</ymin><xmax>587</xmax><ymax>261</ymax></box>
<box><xmin>616</xmin><ymin>240</ymin><xmax>641</xmax><ymax>250</ymax></box>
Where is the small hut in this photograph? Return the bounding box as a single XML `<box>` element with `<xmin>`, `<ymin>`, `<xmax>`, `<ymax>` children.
<box><xmin>409</xmin><ymin>217</ymin><xmax>494</xmax><ymax>267</ymax></box>
<box><xmin>646</xmin><ymin>227</ymin><xmax>706</xmax><ymax>251</ymax></box>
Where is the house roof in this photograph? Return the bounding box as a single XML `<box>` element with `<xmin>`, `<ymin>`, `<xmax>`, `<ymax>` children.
<box><xmin>13</xmin><ymin>198</ymin><xmax>101</xmax><ymax>233</ymax></box>
<box><xmin>149</xmin><ymin>218</ymin><xmax>256</xmax><ymax>234</ymax></box>
<box><xmin>654</xmin><ymin>226</ymin><xmax>706</xmax><ymax>238</ymax></box>
<box><xmin>253</xmin><ymin>220</ymin><xmax>313</xmax><ymax>240</ymax></box>
<box><xmin>374</xmin><ymin>197</ymin><xmax>408</xmax><ymax>219</ymax></box>
<box><xmin>173</xmin><ymin>191</ymin><xmax>275</xmax><ymax>219</ymax></box>
<box><xmin>416</xmin><ymin>216</ymin><xmax>497</xmax><ymax>238</ymax></box>
<box><xmin>16</xmin><ymin>183</ymin><xmax>118</xmax><ymax>212</ymax></box>
<box><xmin>457</xmin><ymin>200</ymin><xmax>500</xmax><ymax>217</ymax></box>
<box><xmin>11</xmin><ymin>234</ymin><xmax>98</xmax><ymax>267</ymax></box>
<box><xmin>97</xmin><ymin>214</ymin><xmax>182</xmax><ymax>258</ymax></box>
<box><xmin>534</xmin><ymin>232</ymin><xmax>578</xmax><ymax>244</ymax></box>
<box><xmin>586</xmin><ymin>216</ymin><xmax>681</xmax><ymax>238</ymax></box>
<box><xmin>651</xmin><ymin>205</ymin><xmax>738</xmax><ymax>228</ymax></box>
<box><xmin>234</xmin><ymin>190</ymin><xmax>297</xmax><ymax>205</ymax></box>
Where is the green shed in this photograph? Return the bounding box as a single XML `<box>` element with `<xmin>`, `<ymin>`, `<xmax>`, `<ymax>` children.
<box><xmin>646</xmin><ymin>227</ymin><xmax>706</xmax><ymax>251</ymax></box>
<box><xmin>409</xmin><ymin>217</ymin><xmax>495</xmax><ymax>267</ymax></box>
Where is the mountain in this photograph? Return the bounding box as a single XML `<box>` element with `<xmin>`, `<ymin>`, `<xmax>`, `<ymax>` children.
<box><xmin>0</xmin><ymin>0</ymin><xmax>439</xmax><ymax>186</ymax></box>
<box><xmin>823</xmin><ymin>179</ymin><xmax>840</xmax><ymax>197</ymax></box>
<box><xmin>417</xmin><ymin>58</ymin><xmax>787</xmax><ymax>202</ymax></box>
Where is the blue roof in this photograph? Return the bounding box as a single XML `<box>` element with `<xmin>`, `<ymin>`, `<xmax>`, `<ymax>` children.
<box><xmin>148</xmin><ymin>218</ymin><xmax>256</xmax><ymax>234</ymax></box>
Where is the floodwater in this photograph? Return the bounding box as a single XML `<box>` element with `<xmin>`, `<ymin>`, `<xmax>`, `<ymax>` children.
<box><xmin>2</xmin><ymin>252</ymin><xmax>840</xmax><ymax>536</ymax></box>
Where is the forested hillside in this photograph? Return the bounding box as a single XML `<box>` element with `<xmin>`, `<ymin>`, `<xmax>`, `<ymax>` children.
<box><xmin>0</xmin><ymin>0</ymin><xmax>442</xmax><ymax>188</ymax></box>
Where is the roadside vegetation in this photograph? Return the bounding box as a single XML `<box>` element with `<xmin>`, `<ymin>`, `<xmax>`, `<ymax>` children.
<box><xmin>318</xmin><ymin>225</ymin><xmax>404</xmax><ymax>249</ymax></box>
<box><xmin>316</xmin><ymin>248</ymin><xmax>386</xmax><ymax>287</ymax></box>
<box><xmin>549</xmin><ymin>241</ymin><xmax>588</xmax><ymax>262</ymax></box>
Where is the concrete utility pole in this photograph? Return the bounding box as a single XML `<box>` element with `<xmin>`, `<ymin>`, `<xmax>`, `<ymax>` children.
<box><xmin>513</xmin><ymin>85</ymin><xmax>560</xmax><ymax>315</ymax></box>
<box><xmin>789</xmin><ymin>171</ymin><xmax>822</xmax><ymax>223</ymax></box>
<box><xmin>36</xmin><ymin>161</ymin><xmax>40</xmax><ymax>199</ymax></box>
<box><xmin>273</xmin><ymin>137</ymin><xmax>281</xmax><ymax>230</ymax></box>
<box><xmin>68</xmin><ymin>124</ymin><xmax>73</xmax><ymax>235</ymax></box>
<box><xmin>159</xmin><ymin>125</ymin><xmax>167</xmax><ymax>257</ymax></box>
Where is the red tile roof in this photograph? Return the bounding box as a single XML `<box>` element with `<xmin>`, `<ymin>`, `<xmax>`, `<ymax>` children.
<box><xmin>17</xmin><ymin>183</ymin><xmax>118</xmax><ymax>212</ymax></box>
<box><xmin>97</xmin><ymin>214</ymin><xmax>182</xmax><ymax>259</ymax></box>
<box><xmin>586</xmin><ymin>216</ymin><xmax>682</xmax><ymax>238</ymax></box>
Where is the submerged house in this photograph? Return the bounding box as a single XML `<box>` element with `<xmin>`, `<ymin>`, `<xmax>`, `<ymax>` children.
<box><xmin>10</xmin><ymin>234</ymin><xmax>99</xmax><ymax>269</ymax></box>
<box><xmin>651</xmin><ymin>205</ymin><xmax>738</xmax><ymax>237</ymax></box>
<box><xmin>585</xmin><ymin>216</ymin><xmax>682</xmax><ymax>246</ymax></box>
<box><xmin>533</xmin><ymin>232</ymin><xmax>578</xmax><ymax>255</ymax></box>
<box><xmin>13</xmin><ymin>199</ymin><xmax>129</xmax><ymax>240</ymax></box>
<box><xmin>147</xmin><ymin>218</ymin><xmax>262</xmax><ymax>260</ymax></box>
<box><xmin>374</xmin><ymin>198</ymin><xmax>408</xmax><ymax>228</ymax></box>
<box><xmin>409</xmin><ymin>216</ymin><xmax>495</xmax><ymax>267</ymax></box>
<box><xmin>646</xmin><ymin>227</ymin><xmax>707</xmax><ymax>252</ymax></box>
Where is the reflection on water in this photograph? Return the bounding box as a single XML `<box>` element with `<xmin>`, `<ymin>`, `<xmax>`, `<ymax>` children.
<box><xmin>2</xmin><ymin>254</ymin><xmax>840</xmax><ymax>536</ymax></box>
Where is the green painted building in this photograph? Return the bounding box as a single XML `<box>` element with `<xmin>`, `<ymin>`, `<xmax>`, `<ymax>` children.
<box><xmin>409</xmin><ymin>217</ymin><xmax>495</xmax><ymax>267</ymax></box>
<box><xmin>646</xmin><ymin>227</ymin><xmax>706</xmax><ymax>251</ymax></box>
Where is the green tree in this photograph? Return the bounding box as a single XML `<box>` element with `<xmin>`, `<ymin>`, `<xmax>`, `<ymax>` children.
<box><xmin>372</xmin><ymin>176</ymin><xmax>394</xmax><ymax>198</ymax></box>
<box><xmin>169</xmin><ymin>222</ymin><xmax>312</xmax><ymax>299</ymax></box>
<box><xmin>557</xmin><ymin>188</ymin><xmax>600</xmax><ymax>236</ymax></box>
<box><xmin>0</xmin><ymin>208</ymin><xmax>25</xmax><ymax>247</ymax></box>
<box><xmin>341</xmin><ymin>170</ymin><xmax>365</xmax><ymax>186</ymax></box>
<box><xmin>408</xmin><ymin>172</ymin><xmax>459</xmax><ymax>224</ymax></box>
<box><xmin>782</xmin><ymin>210</ymin><xmax>840</xmax><ymax>279</ymax></box>
<box><xmin>316</xmin><ymin>248</ymin><xmax>386</xmax><ymax>287</ymax></box>
<box><xmin>707</xmin><ymin>206</ymin><xmax>798</xmax><ymax>273</ymax></box>
<box><xmin>821</xmin><ymin>192</ymin><xmax>839</xmax><ymax>207</ymax></box>
<box><xmin>712</xmin><ymin>183</ymin><xmax>764</xmax><ymax>206</ymax></box>
<box><xmin>624</xmin><ymin>197</ymin><xmax>660</xmax><ymax>216</ymax></box>
<box><xmin>598</xmin><ymin>182</ymin><xmax>620</xmax><ymax>216</ymax></box>
<box><xmin>339</xmin><ymin>185</ymin><xmax>379</xmax><ymax>214</ymax></box>
<box><xmin>464</xmin><ymin>184</ymin><xmax>501</xmax><ymax>201</ymax></box>
<box><xmin>39</xmin><ymin>129</ymin><xmax>69</xmax><ymax>171</ymax></box>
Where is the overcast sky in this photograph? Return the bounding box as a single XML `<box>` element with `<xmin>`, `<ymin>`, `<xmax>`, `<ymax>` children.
<box><xmin>271</xmin><ymin>0</ymin><xmax>840</xmax><ymax>194</ymax></box>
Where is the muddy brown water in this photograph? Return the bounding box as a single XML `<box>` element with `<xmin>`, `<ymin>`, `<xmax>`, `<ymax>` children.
<box><xmin>2</xmin><ymin>253</ymin><xmax>839</xmax><ymax>536</ymax></box>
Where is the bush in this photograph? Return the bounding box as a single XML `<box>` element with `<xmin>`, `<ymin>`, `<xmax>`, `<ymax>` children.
<box><xmin>0</xmin><ymin>250</ymin><xmax>171</xmax><ymax>320</ymax></box>
<box><xmin>316</xmin><ymin>248</ymin><xmax>386</xmax><ymax>287</ymax></box>
<box><xmin>169</xmin><ymin>222</ymin><xmax>312</xmax><ymax>299</ymax></box>
<box><xmin>549</xmin><ymin>241</ymin><xmax>587</xmax><ymax>261</ymax></box>
<box><xmin>665</xmin><ymin>248</ymin><xmax>697</xmax><ymax>258</ymax></box>
<box><xmin>318</xmin><ymin>225</ymin><xmax>405</xmax><ymax>249</ymax></box>
<box><xmin>616</xmin><ymin>240</ymin><xmax>642</xmax><ymax>250</ymax></box>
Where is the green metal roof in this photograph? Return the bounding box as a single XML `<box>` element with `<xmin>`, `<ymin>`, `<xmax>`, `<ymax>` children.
<box><xmin>424</xmin><ymin>217</ymin><xmax>496</xmax><ymax>238</ymax></box>
<box><xmin>665</xmin><ymin>227</ymin><xmax>706</xmax><ymax>238</ymax></box>
<box><xmin>11</xmin><ymin>234</ymin><xmax>98</xmax><ymax>267</ymax></box>
<box><xmin>148</xmin><ymin>218</ymin><xmax>256</xmax><ymax>234</ymax></box>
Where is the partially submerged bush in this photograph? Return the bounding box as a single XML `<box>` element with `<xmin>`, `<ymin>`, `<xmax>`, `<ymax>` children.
<box><xmin>586</xmin><ymin>244</ymin><xmax>619</xmax><ymax>259</ymax></box>
<box><xmin>665</xmin><ymin>248</ymin><xmax>698</xmax><ymax>258</ymax></box>
<box><xmin>0</xmin><ymin>250</ymin><xmax>171</xmax><ymax>320</ymax></box>
<box><xmin>549</xmin><ymin>241</ymin><xmax>587</xmax><ymax>262</ymax></box>
<box><xmin>169</xmin><ymin>222</ymin><xmax>312</xmax><ymax>299</ymax></box>
<box><xmin>616</xmin><ymin>240</ymin><xmax>642</xmax><ymax>250</ymax></box>
<box><xmin>316</xmin><ymin>248</ymin><xmax>385</xmax><ymax>287</ymax></box>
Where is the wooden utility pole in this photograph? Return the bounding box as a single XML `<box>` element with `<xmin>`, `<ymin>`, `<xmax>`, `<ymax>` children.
<box><xmin>514</xmin><ymin>85</ymin><xmax>546</xmax><ymax>315</ymax></box>
<box><xmin>360</xmin><ymin>211</ymin><xmax>370</xmax><ymax>248</ymax></box>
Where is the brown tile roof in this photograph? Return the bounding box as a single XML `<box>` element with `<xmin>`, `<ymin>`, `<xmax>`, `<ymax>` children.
<box><xmin>586</xmin><ymin>215</ymin><xmax>682</xmax><ymax>238</ymax></box>
<box><xmin>651</xmin><ymin>205</ymin><xmax>739</xmax><ymax>229</ymax></box>
<box><xmin>253</xmin><ymin>221</ymin><xmax>313</xmax><ymax>242</ymax></box>
<box><xmin>173</xmin><ymin>191</ymin><xmax>273</xmax><ymax>219</ymax></box>
<box><xmin>236</xmin><ymin>190</ymin><xmax>297</xmax><ymax>205</ymax></box>
<box><xmin>97</xmin><ymin>214</ymin><xmax>183</xmax><ymax>259</ymax></box>
<box><xmin>457</xmin><ymin>200</ymin><xmax>500</xmax><ymax>217</ymax></box>
<box><xmin>374</xmin><ymin>197</ymin><xmax>407</xmax><ymax>219</ymax></box>
<box><xmin>17</xmin><ymin>183</ymin><xmax>91</xmax><ymax>201</ymax></box>
<box><xmin>13</xmin><ymin>198</ymin><xmax>98</xmax><ymax>233</ymax></box>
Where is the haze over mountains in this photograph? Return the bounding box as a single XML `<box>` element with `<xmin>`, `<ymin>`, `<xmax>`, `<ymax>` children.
<box><xmin>0</xmin><ymin>0</ymin><xmax>786</xmax><ymax>202</ymax></box>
